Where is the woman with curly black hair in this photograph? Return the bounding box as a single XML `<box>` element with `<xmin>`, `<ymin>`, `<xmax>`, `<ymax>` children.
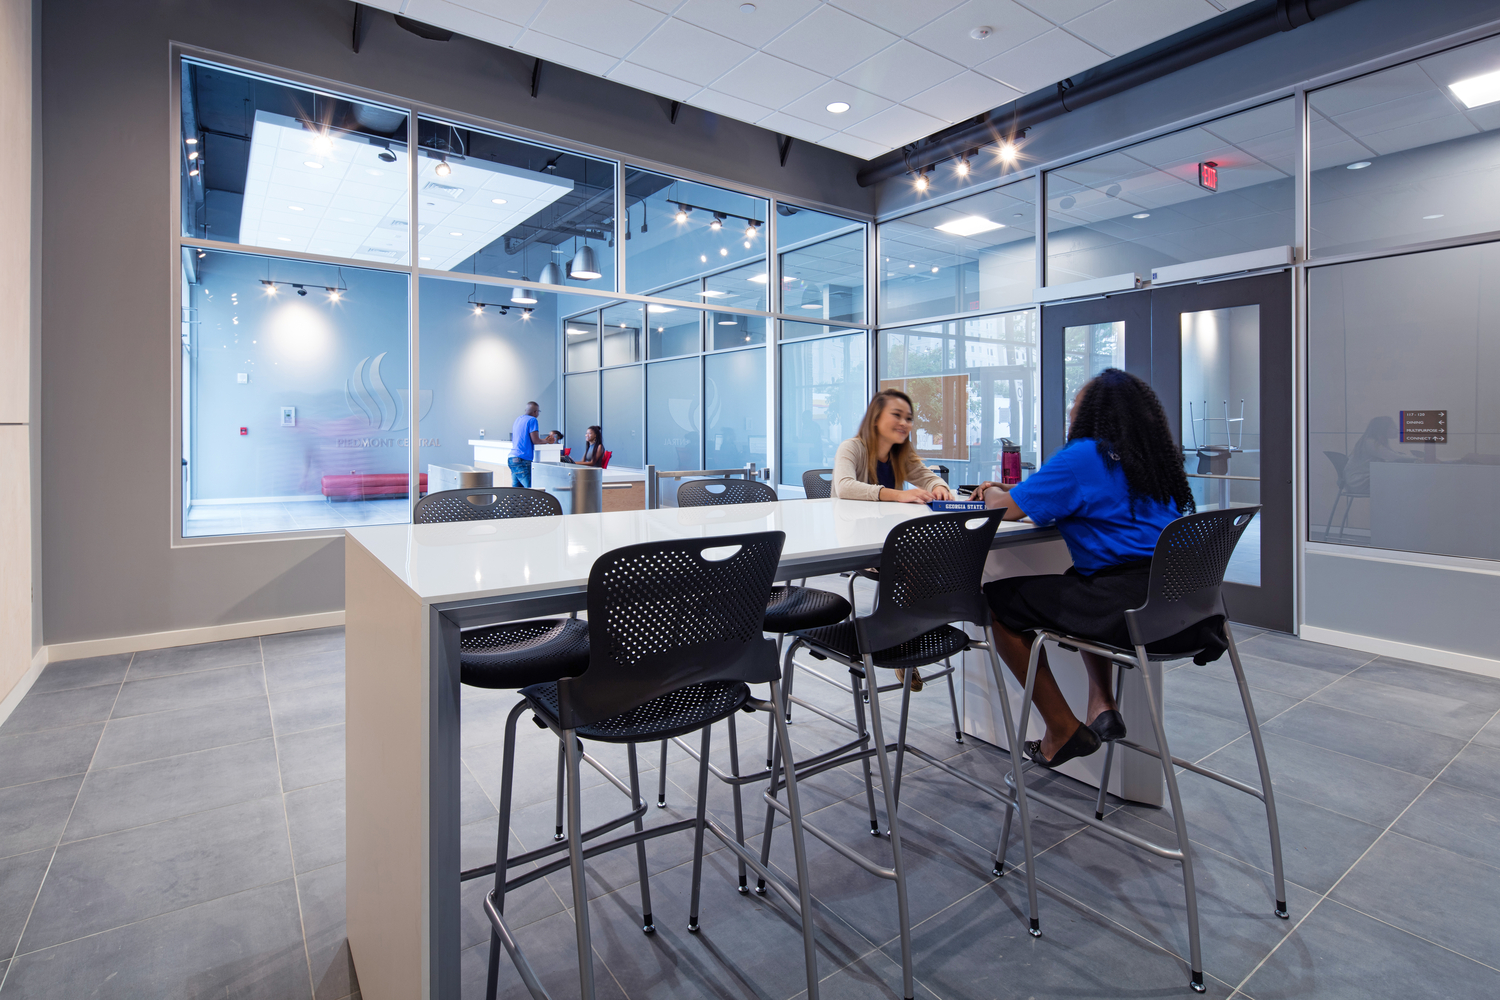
<box><xmin>974</xmin><ymin>369</ymin><xmax>1205</xmax><ymax>768</ymax></box>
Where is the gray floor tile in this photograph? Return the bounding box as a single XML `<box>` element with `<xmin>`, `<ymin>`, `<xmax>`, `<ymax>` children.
<box><xmin>1434</xmin><ymin>741</ymin><xmax>1500</xmax><ymax>800</ymax></box>
<box><xmin>0</xmin><ymin>684</ymin><xmax>119</xmax><ymax>737</ymax></box>
<box><xmin>1185</xmin><ymin>652</ymin><xmax>1347</xmax><ymax>701</ymax></box>
<box><xmin>126</xmin><ymin>637</ymin><xmax>263</xmax><ymax>680</ymax></box>
<box><xmin>1307</xmin><ymin>673</ymin><xmax>1495</xmax><ymax>741</ymax></box>
<box><xmin>112</xmin><ymin>663</ymin><xmax>268</xmax><ymax>719</ymax></box>
<box><xmin>1261</xmin><ymin>702</ymin><xmax>1466</xmax><ymax>778</ymax></box>
<box><xmin>1233</xmin><ymin>632</ymin><xmax>1374</xmax><ymax>674</ymax></box>
<box><xmin>297</xmin><ymin>862</ymin><xmax>359</xmax><ymax>1000</ymax></box>
<box><xmin>264</xmin><ymin>648</ymin><xmax>345</xmax><ymax>693</ymax></box>
<box><xmin>65</xmin><ymin>739</ymin><xmax>282</xmax><ymax>841</ymax></box>
<box><xmin>93</xmin><ymin>694</ymin><xmax>272</xmax><ymax>769</ymax></box>
<box><xmin>1164</xmin><ymin>668</ymin><xmax>1301</xmax><ymax>729</ymax></box>
<box><xmin>0</xmin><ymin>849</ymin><xmax>52</xmax><ymax>958</ymax></box>
<box><xmin>1390</xmin><ymin>781</ymin><xmax>1500</xmax><ymax>869</ymax></box>
<box><xmin>20</xmin><ymin>795</ymin><xmax>293</xmax><ymax>952</ymax></box>
<box><xmin>1240</xmin><ymin>899</ymin><xmax>1500</xmax><ymax>1000</ymax></box>
<box><xmin>3</xmin><ymin>879</ymin><xmax>312</xmax><ymax>1000</ymax></box>
<box><xmin>1472</xmin><ymin>712</ymin><xmax>1500</xmax><ymax>750</ymax></box>
<box><xmin>0</xmin><ymin>722</ymin><xmax>104</xmax><ymax>789</ymax></box>
<box><xmin>286</xmin><ymin>779</ymin><xmax>345</xmax><ymax>873</ymax></box>
<box><xmin>1330</xmin><ymin>831</ymin><xmax>1500</xmax><ymax>968</ymax></box>
<box><xmin>29</xmin><ymin>654</ymin><xmax>132</xmax><ymax>695</ymax></box>
<box><xmin>270</xmin><ymin>678</ymin><xmax>344</xmax><ymax>735</ymax></box>
<box><xmin>1165</xmin><ymin>704</ymin><xmax>1252</xmax><ymax>763</ymax></box>
<box><xmin>458</xmin><ymin>910</ymin><xmax>629</xmax><ymax>1000</ymax></box>
<box><xmin>261</xmin><ymin>626</ymin><xmax>345</xmax><ymax>662</ymax></box>
<box><xmin>1352</xmin><ymin>656</ymin><xmax>1500</xmax><ymax>710</ymax></box>
<box><xmin>0</xmin><ymin>774</ymin><xmax>83</xmax><ymax>860</ymax></box>
<box><xmin>1195</xmin><ymin>731</ymin><xmax>1431</xmax><ymax>828</ymax></box>
<box><xmin>278</xmin><ymin>724</ymin><xmax>345</xmax><ymax>792</ymax></box>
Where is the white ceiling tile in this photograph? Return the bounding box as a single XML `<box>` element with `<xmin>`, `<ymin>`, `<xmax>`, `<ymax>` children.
<box><xmin>673</xmin><ymin>0</ymin><xmax>820</xmax><ymax>49</ymax></box>
<box><xmin>629</xmin><ymin>18</ymin><xmax>758</xmax><ymax>86</ymax></box>
<box><xmin>514</xmin><ymin>30</ymin><xmax>618</xmax><ymax>76</ymax></box>
<box><xmin>1064</xmin><ymin>0</ymin><xmax>1219</xmax><ymax>59</ymax></box>
<box><xmin>903</xmin><ymin>71</ymin><xmax>1023</xmax><ymax>123</ymax></box>
<box><xmin>757</xmin><ymin>111</ymin><xmax>837</xmax><ymax>143</ymax></box>
<box><xmin>631</xmin><ymin>0</ymin><xmax>680</xmax><ymax>11</ymax></box>
<box><xmin>909</xmin><ymin>1</ymin><xmax>1052</xmax><ymax>67</ymax></box>
<box><xmin>827</xmin><ymin>0</ymin><xmax>965</xmax><ymax>36</ymax></box>
<box><xmin>818</xmin><ymin>131</ymin><xmax>889</xmax><ymax>160</ymax></box>
<box><xmin>975</xmin><ymin>28</ymin><xmax>1107</xmax><ymax>93</ymax></box>
<box><xmin>399</xmin><ymin>0</ymin><xmax>526</xmax><ymax>46</ymax></box>
<box><xmin>762</xmin><ymin>4</ymin><xmax>899</xmax><ymax>76</ymax></box>
<box><xmin>707</xmin><ymin>52</ymin><xmax>827</xmax><ymax>108</ymax></box>
<box><xmin>689</xmin><ymin>89</ymin><xmax>778</xmax><ymax>124</ymax></box>
<box><xmin>1011</xmin><ymin>0</ymin><xmax>1108</xmax><ymax>23</ymax></box>
<box><xmin>838</xmin><ymin>40</ymin><xmax>964</xmax><ymax>103</ymax></box>
<box><xmin>606</xmin><ymin>61</ymin><xmax>701</xmax><ymax>102</ymax></box>
<box><xmin>840</xmin><ymin>104</ymin><xmax>947</xmax><ymax>147</ymax></box>
<box><xmin>783</xmin><ymin>81</ymin><xmax>894</xmax><ymax>131</ymax></box>
<box><xmin>527</xmin><ymin>0</ymin><xmax>665</xmax><ymax>58</ymax></box>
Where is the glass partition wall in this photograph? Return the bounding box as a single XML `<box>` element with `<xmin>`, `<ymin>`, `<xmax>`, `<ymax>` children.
<box><xmin>176</xmin><ymin>56</ymin><xmax>872</xmax><ymax>538</ymax></box>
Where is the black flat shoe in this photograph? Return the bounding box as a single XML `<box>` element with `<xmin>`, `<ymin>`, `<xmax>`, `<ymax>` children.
<box><xmin>1089</xmin><ymin>709</ymin><xmax>1127</xmax><ymax>742</ymax></box>
<box><xmin>1025</xmin><ymin>723</ymin><xmax>1101</xmax><ymax>769</ymax></box>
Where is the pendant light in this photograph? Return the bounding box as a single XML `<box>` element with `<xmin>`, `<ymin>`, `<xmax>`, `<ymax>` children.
<box><xmin>511</xmin><ymin>249</ymin><xmax>539</xmax><ymax>304</ymax></box>
<box><xmin>538</xmin><ymin>258</ymin><xmax>562</xmax><ymax>285</ymax></box>
<box><xmin>800</xmin><ymin>282</ymin><xmax>823</xmax><ymax>310</ymax></box>
<box><xmin>568</xmin><ymin>239</ymin><xmax>601</xmax><ymax>281</ymax></box>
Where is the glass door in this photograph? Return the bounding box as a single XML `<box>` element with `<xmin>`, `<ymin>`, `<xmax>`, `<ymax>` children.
<box><xmin>1041</xmin><ymin>289</ymin><xmax>1152</xmax><ymax>457</ymax></box>
<box><xmin>1152</xmin><ymin>272</ymin><xmax>1293</xmax><ymax>631</ymax></box>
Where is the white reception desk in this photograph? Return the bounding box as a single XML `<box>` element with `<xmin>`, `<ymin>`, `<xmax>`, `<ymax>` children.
<box><xmin>343</xmin><ymin>499</ymin><xmax>1161</xmax><ymax>999</ymax></box>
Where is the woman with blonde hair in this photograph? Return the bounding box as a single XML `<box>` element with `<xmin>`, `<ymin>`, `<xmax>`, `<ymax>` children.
<box><xmin>832</xmin><ymin>388</ymin><xmax>953</xmax><ymax>504</ymax></box>
<box><xmin>832</xmin><ymin>389</ymin><xmax>953</xmax><ymax>691</ymax></box>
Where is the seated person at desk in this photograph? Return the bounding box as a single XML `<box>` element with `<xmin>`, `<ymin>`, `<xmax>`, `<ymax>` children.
<box><xmin>974</xmin><ymin>369</ymin><xmax>1216</xmax><ymax>768</ymax></box>
<box><xmin>579</xmin><ymin>425</ymin><xmax>606</xmax><ymax>467</ymax></box>
<box><xmin>832</xmin><ymin>389</ymin><xmax>953</xmax><ymax>503</ymax></box>
<box><xmin>1345</xmin><ymin>415</ymin><xmax>1410</xmax><ymax>492</ymax></box>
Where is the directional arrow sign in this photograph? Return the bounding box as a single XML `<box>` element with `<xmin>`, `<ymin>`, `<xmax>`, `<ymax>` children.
<box><xmin>1400</xmin><ymin>409</ymin><xmax>1447</xmax><ymax>444</ymax></box>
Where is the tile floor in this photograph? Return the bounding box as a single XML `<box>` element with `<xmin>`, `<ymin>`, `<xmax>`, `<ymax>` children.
<box><xmin>2</xmin><ymin>577</ymin><xmax>1499</xmax><ymax>999</ymax></box>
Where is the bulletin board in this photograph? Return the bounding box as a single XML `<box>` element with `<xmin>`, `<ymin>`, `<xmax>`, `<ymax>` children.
<box><xmin>879</xmin><ymin>374</ymin><xmax>969</xmax><ymax>461</ymax></box>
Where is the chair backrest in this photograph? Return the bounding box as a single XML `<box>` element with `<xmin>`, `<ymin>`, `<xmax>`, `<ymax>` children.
<box><xmin>1124</xmin><ymin>507</ymin><xmax>1260</xmax><ymax>648</ymax></box>
<box><xmin>556</xmin><ymin>531</ymin><xmax>786</xmax><ymax>729</ymax></box>
<box><xmin>1323</xmin><ymin>450</ymin><xmax>1348</xmax><ymax>487</ymax></box>
<box><xmin>413</xmin><ymin>487</ymin><xmax>562</xmax><ymax>523</ymax></box>
<box><xmin>601</xmin><ymin>450</ymin><xmax>612</xmax><ymax>470</ymax></box>
<box><xmin>855</xmin><ymin>509</ymin><xmax>1005</xmax><ymax>655</ymax></box>
<box><xmin>801</xmin><ymin>468</ymin><xmax>834</xmax><ymax>499</ymax></box>
<box><xmin>677</xmin><ymin>478</ymin><xmax>778</xmax><ymax>507</ymax></box>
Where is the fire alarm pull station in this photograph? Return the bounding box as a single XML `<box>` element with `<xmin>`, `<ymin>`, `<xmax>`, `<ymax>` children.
<box><xmin>1198</xmin><ymin>161</ymin><xmax>1218</xmax><ymax>191</ymax></box>
<box><xmin>240</xmin><ymin>427</ymin><xmax>248</xmax><ymax>436</ymax></box>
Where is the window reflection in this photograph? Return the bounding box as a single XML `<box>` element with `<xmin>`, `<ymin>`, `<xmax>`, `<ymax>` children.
<box><xmin>625</xmin><ymin>167</ymin><xmax>766</xmax><ymax>299</ymax></box>
<box><xmin>778</xmin><ymin>205</ymin><xmax>865</xmax><ymax>322</ymax></box>
<box><xmin>781</xmin><ymin>331</ymin><xmax>866</xmax><ymax>488</ymax></box>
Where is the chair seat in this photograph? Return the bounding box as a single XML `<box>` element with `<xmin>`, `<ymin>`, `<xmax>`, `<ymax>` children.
<box><xmin>521</xmin><ymin>679</ymin><xmax>751</xmax><ymax>744</ymax></box>
<box><xmin>1052</xmin><ymin>633</ymin><xmax>1209</xmax><ymax>663</ymax></box>
<box><xmin>460</xmin><ymin>618</ymin><xmax>590</xmax><ymax>689</ymax></box>
<box><xmin>795</xmin><ymin>621</ymin><xmax>971</xmax><ymax>671</ymax></box>
<box><xmin>764</xmin><ymin>585</ymin><xmax>851</xmax><ymax>633</ymax></box>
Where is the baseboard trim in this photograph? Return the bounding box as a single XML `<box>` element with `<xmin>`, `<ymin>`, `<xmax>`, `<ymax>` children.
<box><xmin>0</xmin><ymin>646</ymin><xmax>50</xmax><ymax>730</ymax></box>
<box><xmin>45</xmin><ymin>611</ymin><xmax>346</xmax><ymax>663</ymax></box>
<box><xmin>1299</xmin><ymin>625</ymin><xmax>1500</xmax><ymax>680</ymax></box>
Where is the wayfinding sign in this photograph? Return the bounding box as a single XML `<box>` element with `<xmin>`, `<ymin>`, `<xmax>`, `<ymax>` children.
<box><xmin>1399</xmin><ymin>409</ymin><xmax>1447</xmax><ymax>444</ymax></box>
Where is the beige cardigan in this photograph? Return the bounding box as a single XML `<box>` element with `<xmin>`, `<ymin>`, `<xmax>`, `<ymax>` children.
<box><xmin>831</xmin><ymin>437</ymin><xmax>948</xmax><ymax>501</ymax></box>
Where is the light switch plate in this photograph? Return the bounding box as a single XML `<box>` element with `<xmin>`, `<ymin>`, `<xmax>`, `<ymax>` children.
<box><xmin>281</xmin><ymin>406</ymin><xmax>296</xmax><ymax>427</ymax></box>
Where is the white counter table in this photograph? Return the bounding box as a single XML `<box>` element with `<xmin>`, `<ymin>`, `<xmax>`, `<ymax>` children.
<box><xmin>343</xmin><ymin>499</ymin><xmax>1158</xmax><ymax>999</ymax></box>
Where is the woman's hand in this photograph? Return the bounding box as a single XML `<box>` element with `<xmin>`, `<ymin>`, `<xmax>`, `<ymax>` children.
<box><xmin>930</xmin><ymin>483</ymin><xmax>953</xmax><ymax>501</ymax></box>
<box><xmin>885</xmin><ymin>487</ymin><xmax>934</xmax><ymax>503</ymax></box>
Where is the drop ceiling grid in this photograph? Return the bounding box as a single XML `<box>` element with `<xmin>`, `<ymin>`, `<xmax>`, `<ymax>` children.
<box><xmin>395</xmin><ymin>0</ymin><xmax>1241</xmax><ymax>158</ymax></box>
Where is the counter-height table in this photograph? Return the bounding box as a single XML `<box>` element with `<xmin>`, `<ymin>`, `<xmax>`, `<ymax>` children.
<box><xmin>342</xmin><ymin>499</ymin><xmax>1155</xmax><ymax>1000</ymax></box>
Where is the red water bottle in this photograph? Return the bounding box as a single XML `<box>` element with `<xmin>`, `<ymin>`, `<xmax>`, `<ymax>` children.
<box><xmin>1000</xmin><ymin>438</ymin><xmax>1022</xmax><ymax>486</ymax></box>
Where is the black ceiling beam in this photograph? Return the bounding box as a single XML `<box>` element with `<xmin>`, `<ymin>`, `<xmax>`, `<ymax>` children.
<box><xmin>352</xmin><ymin>3</ymin><xmax>365</xmax><ymax>54</ymax></box>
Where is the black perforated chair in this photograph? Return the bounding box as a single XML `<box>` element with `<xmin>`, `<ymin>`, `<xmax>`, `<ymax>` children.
<box><xmin>481</xmin><ymin>532</ymin><xmax>824</xmax><ymax>1000</ymax></box>
<box><xmin>676</xmin><ymin>477</ymin><xmax>776</xmax><ymax>506</ymax></box>
<box><xmin>756</xmin><ymin>509</ymin><xmax>1042</xmax><ymax>1000</ymax></box>
<box><xmin>992</xmin><ymin>507</ymin><xmax>1284</xmax><ymax>993</ymax></box>
<box><xmin>413</xmin><ymin>486</ymin><xmax>562</xmax><ymax>521</ymax></box>
<box><xmin>801</xmin><ymin>468</ymin><xmax>833</xmax><ymax>499</ymax></box>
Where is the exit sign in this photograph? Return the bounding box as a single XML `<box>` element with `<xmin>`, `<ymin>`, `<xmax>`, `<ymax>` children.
<box><xmin>1400</xmin><ymin>409</ymin><xmax>1446</xmax><ymax>443</ymax></box>
<box><xmin>1198</xmin><ymin>161</ymin><xmax>1218</xmax><ymax>191</ymax></box>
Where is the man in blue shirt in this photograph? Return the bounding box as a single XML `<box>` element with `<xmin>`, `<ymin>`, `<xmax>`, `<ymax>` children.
<box><xmin>508</xmin><ymin>401</ymin><xmax>556</xmax><ymax>488</ymax></box>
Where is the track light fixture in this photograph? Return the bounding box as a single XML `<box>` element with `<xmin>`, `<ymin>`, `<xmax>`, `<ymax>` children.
<box><xmin>954</xmin><ymin>153</ymin><xmax>970</xmax><ymax>177</ymax></box>
<box><xmin>294</xmin><ymin>284</ymin><xmax>308</xmax><ymax>296</ymax></box>
<box><xmin>745</xmin><ymin>220</ymin><xmax>760</xmax><ymax>239</ymax></box>
<box><xmin>675</xmin><ymin>204</ymin><xmax>691</xmax><ymax>223</ymax></box>
<box><xmin>913</xmin><ymin>169</ymin><xmax>931</xmax><ymax>192</ymax></box>
<box><xmin>710</xmin><ymin>213</ymin><xmax>726</xmax><ymax>231</ymax></box>
<box><xmin>435</xmin><ymin>156</ymin><xmax>451</xmax><ymax>177</ymax></box>
<box><xmin>377</xmin><ymin>143</ymin><xmax>397</xmax><ymax>163</ymax></box>
<box><xmin>326</xmin><ymin>288</ymin><xmax>342</xmax><ymax>301</ymax></box>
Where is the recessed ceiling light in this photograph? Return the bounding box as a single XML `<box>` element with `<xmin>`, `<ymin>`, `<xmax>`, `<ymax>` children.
<box><xmin>908</xmin><ymin>263</ymin><xmax>916</xmax><ymax>268</ymax></box>
<box><xmin>185</xmin><ymin>137</ymin><xmax>197</xmax><ymax>144</ymax></box>
<box><xmin>699</xmin><ymin>290</ymin><xmax>727</xmax><ymax>297</ymax></box>
<box><xmin>748</xmin><ymin>274</ymin><xmax>768</xmax><ymax>283</ymax></box>
<box><xmin>450</xmin><ymin>231</ymin><xmax>462</xmax><ymax>236</ymax></box>
<box><xmin>1347</xmin><ymin>161</ymin><xmax>1371</xmax><ymax>170</ymax></box>
<box><xmin>935</xmin><ymin>215</ymin><xmax>1004</xmax><ymax>236</ymax></box>
<box><xmin>289</xmin><ymin>205</ymin><xmax>303</xmax><ymax>211</ymax></box>
<box><xmin>1423</xmin><ymin>213</ymin><xmax>1444</xmax><ymax>219</ymax></box>
<box><xmin>492</xmin><ymin>198</ymin><xmax>507</xmax><ymax>204</ymax></box>
<box><xmin>647</xmin><ymin>304</ymin><xmax>676</xmax><ymax>313</ymax></box>
<box><xmin>304</xmin><ymin>161</ymin><xmax>323</xmax><ymax>169</ymax></box>
<box><xmin>720</xmin><ymin>247</ymin><xmax>729</xmax><ymax>255</ymax></box>
<box><xmin>740</xmin><ymin>2</ymin><xmax>756</xmax><ymax>11</ymax></box>
<box><xmin>1450</xmin><ymin>68</ymin><xmax>1500</xmax><ymax>108</ymax></box>
<box><xmin>419</xmin><ymin>256</ymin><xmax>431</xmax><ymax>261</ymax></box>
<box><xmin>1132</xmin><ymin>212</ymin><xmax>1151</xmax><ymax>219</ymax></box>
<box><xmin>931</xmin><ymin>266</ymin><xmax>939</xmax><ymax>273</ymax></box>
<box><xmin>826</xmin><ymin>101</ymin><xmax>851</xmax><ymax>114</ymax></box>
<box><xmin>277</xmin><ymin>236</ymin><xmax>291</xmax><ymax>241</ymax></box>
<box><xmin>700</xmin><ymin>254</ymin><xmax>707</xmax><ymax>262</ymax></box>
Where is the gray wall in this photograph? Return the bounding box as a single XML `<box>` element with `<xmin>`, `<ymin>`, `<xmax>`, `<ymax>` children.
<box><xmin>39</xmin><ymin>0</ymin><xmax>869</xmax><ymax>644</ymax></box>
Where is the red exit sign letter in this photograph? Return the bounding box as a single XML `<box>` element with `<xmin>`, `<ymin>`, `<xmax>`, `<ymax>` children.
<box><xmin>1198</xmin><ymin>161</ymin><xmax>1218</xmax><ymax>191</ymax></box>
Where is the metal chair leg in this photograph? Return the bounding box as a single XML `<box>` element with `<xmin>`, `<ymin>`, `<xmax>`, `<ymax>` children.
<box><xmin>1093</xmin><ymin>666</ymin><xmax>1126</xmax><ymax>820</ymax></box>
<box><xmin>864</xmin><ymin>656</ymin><xmax>915</xmax><ymax>1000</ymax></box>
<box><xmin>485</xmin><ymin>700</ymin><xmax>529</xmax><ymax>1000</ymax></box>
<box><xmin>944</xmin><ymin>656</ymin><xmax>963</xmax><ymax>742</ymax></box>
<box><xmin>994</xmin><ymin>631</ymin><xmax>1045</xmax><ymax>873</ymax></box>
<box><xmin>779</xmin><ymin>634</ymin><xmax>794</xmax><ymax>723</ymax></box>
<box><xmin>562</xmin><ymin>728</ymin><xmax>597</xmax><ymax>1000</ymax></box>
<box><xmin>1223</xmin><ymin>623</ymin><xmax>1289</xmax><ymax>918</ymax></box>
<box><xmin>770</xmin><ymin>679</ymin><xmax>821</xmax><ymax>1000</ymax></box>
<box><xmin>626</xmin><ymin>744</ymin><xmax>655</xmax><ymax>933</ymax></box>
<box><xmin>848</xmin><ymin>665</ymin><xmax>881</xmax><ymax>835</ymax></box>
<box><xmin>687</xmin><ymin>725</ymin><xmax>714</xmax><ymax>932</ymax></box>
<box><xmin>982</xmin><ymin>628</ymin><xmax>1041</xmax><ymax>935</ymax></box>
<box><xmin>755</xmin><ymin>712</ymin><xmax>783</xmax><ymax>895</ymax></box>
<box><xmin>656</xmin><ymin>739</ymin><xmax>669</xmax><ymax>807</ymax></box>
<box><xmin>554</xmin><ymin>742</ymin><xmax>566</xmax><ymax>841</ymax></box>
<box><xmin>1136</xmin><ymin>648</ymin><xmax>1205</xmax><ymax>993</ymax></box>
<box><xmin>726</xmin><ymin>711</ymin><xmax>750</xmax><ymax>894</ymax></box>
<box><xmin>890</xmin><ymin>669</ymin><xmax>914</xmax><ymax>814</ymax></box>
<box><xmin>1324</xmin><ymin>491</ymin><xmax>1343</xmax><ymax>542</ymax></box>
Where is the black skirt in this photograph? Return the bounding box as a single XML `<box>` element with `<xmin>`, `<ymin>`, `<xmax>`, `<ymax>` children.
<box><xmin>983</xmin><ymin>560</ymin><xmax>1227</xmax><ymax>664</ymax></box>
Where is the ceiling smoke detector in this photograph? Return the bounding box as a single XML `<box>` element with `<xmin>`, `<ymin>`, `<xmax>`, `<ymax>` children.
<box><xmin>969</xmin><ymin>26</ymin><xmax>993</xmax><ymax>40</ymax></box>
